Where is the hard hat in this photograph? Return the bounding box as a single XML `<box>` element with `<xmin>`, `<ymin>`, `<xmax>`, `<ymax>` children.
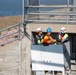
<box><xmin>61</xmin><ymin>27</ymin><xmax>66</xmax><ymax>33</ymax></box>
<box><xmin>37</xmin><ymin>28</ymin><xmax>42</xmax><ymax>32</ymax></box>
<box><xmin>46</xmin><ymin>28</ymin><xmax>52</xmax><ymax>32</ymax></box>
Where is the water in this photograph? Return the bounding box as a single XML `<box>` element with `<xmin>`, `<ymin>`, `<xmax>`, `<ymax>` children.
<box><xmin>40</xmin><ymin>0</ymin><xmax>67</xmax><ymax>5</ymax></box>
<box><xmin>0</xmin><ymin>0</ymin><xmax>71</xmax><ymax>16</ymax></box>
<box><xmin>0</xmin><ymin>0</ymin><xmax>22</xmax><ymax>16</ymax></box>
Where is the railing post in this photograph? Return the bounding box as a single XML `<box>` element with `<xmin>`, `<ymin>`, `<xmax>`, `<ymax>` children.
<box><xmin>67</xmin><ymin>0</ymin><xmax>69</xmax><ymax>24</ymax></box>
<box><xmin>18</xmin><ymin>23</ymin><xmax>21</xmax><ymax>39</ymax></box>
<box><xmin>0</xmin><ymin>23</ymin><xmax>21</xmax><ymax>46</ymax></box>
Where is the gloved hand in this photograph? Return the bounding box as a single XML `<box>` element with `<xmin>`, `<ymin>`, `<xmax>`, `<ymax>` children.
<box><xmin>38</xmin><ymin>40</ymin><xmax>41</xmax><ymax>44</ymax></box>
<box><xmin>41</xmin><ymin>39</ymin><xmax>43</xmax><ymax>43</ymax></box>
<box><xmin>61</xmin><ymin>39</ymin><xmax>65</xmax><ymax>43</ymax></box>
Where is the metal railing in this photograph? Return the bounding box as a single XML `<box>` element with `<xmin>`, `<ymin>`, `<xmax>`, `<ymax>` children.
<box><xmin>23</xmin><ymin>0</ymin><xmax>76</xmax><ymax>24</ymax></box>
<box><xmin>0</xmin><ymin>23</ymin><xmax>21</xmax><ymax>46</ymax></box>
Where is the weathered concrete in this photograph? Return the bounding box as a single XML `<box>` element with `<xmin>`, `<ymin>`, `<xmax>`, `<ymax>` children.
<box><xmin>0</xmin><ymin>37</ymin><xmax>26</xmax><ymax>75</ymax></box>
<box><xmin>0</xmin><ymin>40</ymin><xmax>20</xmax><ymax>75</ymax></box>
<box><xmin>0</xmin><ymin>23</ymin><xmax>76</xmax><ymax>75</ymax></box>
<box><xmin>27</xmin><ymin>23</ymin><xmax>76</xmax><ymax>33</ymax></box>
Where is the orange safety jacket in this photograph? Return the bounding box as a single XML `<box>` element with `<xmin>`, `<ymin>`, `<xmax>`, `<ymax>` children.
<box><xmin>43</xmin><ymin>35</ymin><xmax>57</xmax><ymax>45</ymax></box>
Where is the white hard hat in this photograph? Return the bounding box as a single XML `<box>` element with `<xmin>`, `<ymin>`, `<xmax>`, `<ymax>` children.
<box><xmin>61</xmin><ymin>27</ymin><xmax>66</xmax><ymax>33</ymax></box>
<box><xmin>37</xmin><ymin>28</ymin><xmax>42</xmax><ymax>32</ymax></box>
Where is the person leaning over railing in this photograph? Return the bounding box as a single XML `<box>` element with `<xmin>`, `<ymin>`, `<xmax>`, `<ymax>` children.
<box><xmin>43</xmin><ymin>28</ymin><xmax>56</xmax><ymax>45</ymax></box>
<box><xmin>56</xmin><ymin>27</ymin><xmax>69</xmax><ymax>44</ymax></box>
<box><xmin>34</xmin><ymin>28</ymin><xmax>44</xmax><ymax>44</ymax></box>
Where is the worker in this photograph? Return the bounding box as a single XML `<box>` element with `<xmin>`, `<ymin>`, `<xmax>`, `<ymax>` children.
<box><xmin>43</xmin><ymin>28</ymin><xmax>56</xmax><ymax>45</ymax></box>
<box><xmin>34</xmin><ymin>28</ymin><xmax>44</xmax><ymax>44</ymax></box>
<box><xmin>56</xmin><ymin>27</ymin><xmax>69</xmax><ymax>44</ymax></box>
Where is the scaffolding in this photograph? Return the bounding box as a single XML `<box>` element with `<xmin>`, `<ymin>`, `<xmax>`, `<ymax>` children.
<box><xmin>22</xmin><ymin>0</ymin><xmax>76</xmax><ymax>24</ymax></box>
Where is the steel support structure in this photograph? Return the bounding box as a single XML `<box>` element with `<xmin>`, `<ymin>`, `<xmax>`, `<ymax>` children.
<box><xmin>23</xmin><ymin>0</ymin><xmax>76</xmax><ymax>24</ymax></box>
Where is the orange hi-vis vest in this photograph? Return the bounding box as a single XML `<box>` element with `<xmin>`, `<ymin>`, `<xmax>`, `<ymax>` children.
<box><xmin>43</xmin><ymin>35</ymin><xmax>56</xmax><ymax>45</ymax></box>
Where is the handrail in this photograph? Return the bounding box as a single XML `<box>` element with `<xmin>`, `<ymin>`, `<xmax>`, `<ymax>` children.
<box><xmin>0</xmin><ymin>23</ymin><xmax>20</xmax><ymax>32</ymax></box>
<box><xmin>28</xmin><ymin>12</ymin><xmax>76</xmax><ymax>16</ymax></box>
<box><xmin>27</xmin><ymin>20</ymin><xmax>76</xmax><ymax>23</ymax></box>
<box><xmin>24</xmin><ymin>3</ymin><xmax>76</xmax><ymax>24</ymax></box>
<box><xmin>0</xmin><ymin>31</ymin><xmax>18</xmax><ymax>39</ymax></box>
<box><xmin>0</xmin><ymin>23</ymin><xmax>21</xmax><ymax>46</ymax></box>
<box><xmin>25</xmin><ymin>5</ymin><xmax>76</xmax><ymax>8</ymax></box>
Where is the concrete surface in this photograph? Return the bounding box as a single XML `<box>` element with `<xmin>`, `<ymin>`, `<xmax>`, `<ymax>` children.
<box><xmin>0</xmin><ymin>31</ymin><xmax>76</xmax><ymax>75</ymax></box>
<box><xmin>0</xmin><ymin>37</ymin><xmax>26</xmax><ymax>75</ymax></box>
<box><xmin>27</xmin><ymin>23</ymin><xmax>76</xmax><ymax>33</ymax></box>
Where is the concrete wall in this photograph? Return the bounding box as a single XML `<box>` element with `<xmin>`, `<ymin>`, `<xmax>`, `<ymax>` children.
<box><xmin>27</xmin><ymin>23</ymin><xmax>76</xmax><ymax>33</ymax></box>
<box><xmin>25</xmin><ymin>23</ymin><xmax>76</xmax><ymax>75</ymax></box>
<box><xmin>0</xmin><ymin>41</ymin><xmax>20</xmax><ymax>75</ymax></box>
<box><xmin>0</xmin><ymin>38</ymin><xmax>27</xmax><ymax>75</ymax></box>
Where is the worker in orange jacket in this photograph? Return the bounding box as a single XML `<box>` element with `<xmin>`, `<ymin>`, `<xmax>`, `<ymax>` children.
<box><xmin>43</xmin><ymin>28</ymin><xmax>56</xmax><ymax>45</ymax></box>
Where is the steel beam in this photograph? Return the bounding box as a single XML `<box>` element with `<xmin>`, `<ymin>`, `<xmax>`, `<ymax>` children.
<box><xmin>25</xmin><ymin>5</ymin><xmax>76</xmax><ymax>8</ymax></box>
